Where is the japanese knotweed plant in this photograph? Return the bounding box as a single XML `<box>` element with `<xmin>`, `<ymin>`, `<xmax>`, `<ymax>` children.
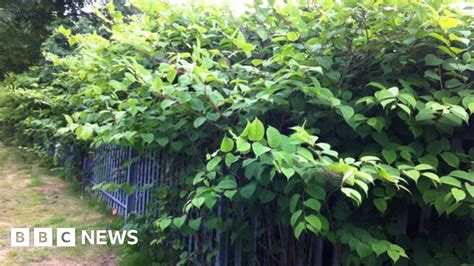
<box><xmin>1</xmin><ymin>0</ymin><xmax>473</xmax><ymax>264</ymax></box>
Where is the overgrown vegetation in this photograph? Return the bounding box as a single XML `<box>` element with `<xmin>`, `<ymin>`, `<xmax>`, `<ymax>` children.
<box><xmin>0</xmin><ymin>0</ymin><xmax>473</xmax><ymax>265</ymax></box>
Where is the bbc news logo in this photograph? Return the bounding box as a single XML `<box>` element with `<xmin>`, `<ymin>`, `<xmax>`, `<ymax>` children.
<box><xmin>11</xmin><ymin>228</ymin><xmax>138</xmax><ymax>247</ymax></box>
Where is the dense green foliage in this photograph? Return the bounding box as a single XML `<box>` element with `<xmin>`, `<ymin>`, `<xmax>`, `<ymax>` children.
<box><xmin>0</xmin><ymin>0</ymin><xmax>85</xmax><ymax>77</ymax></box>
<box><xmin>1</xmin><ymin>0</ymin><xmax>473</xmax><ymax>265</ymax></box>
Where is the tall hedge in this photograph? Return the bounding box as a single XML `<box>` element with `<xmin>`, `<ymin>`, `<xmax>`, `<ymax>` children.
<box><xmin>0</xmin><ymin>0</ymin><xmax>473</xmax><ymax>265</ymax></box>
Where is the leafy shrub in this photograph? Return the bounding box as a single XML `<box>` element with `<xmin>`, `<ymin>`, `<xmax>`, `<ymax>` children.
<box><xmin>1</xmin><ymin>0</ymin><xmax>473</xmax><ymax>265</ymax></box>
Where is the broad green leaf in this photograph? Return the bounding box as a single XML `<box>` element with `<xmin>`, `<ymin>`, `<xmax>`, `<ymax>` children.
<box><xmin>217</xmin><ymin>179</ymin><xmax>237</xmax><ymax>190</ymax></box>
<box><xmin>192</xmin><ymin>197</ymin><xmax>205</xmax><ymax>208</ymax></box>
<box><xmin>424</xmin><ymin>54</ymin><xmax>443</xmax><ymax>65</ymax></box>
<box><xmin>252</xmin><ymin>142</ymin><xmax>270</xmax><ymax>157</ymax></box>
<box><xmin>220</xmin><ymin>136</ymin><xmax>234</xmax><ymax>152</ymax></box>
<box><xmin>248</xmin><ymin>118</ymin><xmax>265</xmax><ymax>141</ymax></box>
<box><xmin>266</xmin><ymin>126</ymin><xmax>281</xmax><ymax>148</ymax></box>
<box><xmin>306</xmin><ymin>186</ymin><xmax>326</xmax><ymax>200</ymax></box>
<box><xmin>341</xmin><ymin>187</ymin><xmax>362</xmax><ymax>205</ymax></box>
<box><xmin>440</xmin><ymin>152</ymin><xmax>459</xmax><ymax>168</ymax></box>
<box><xmin>161</xmin><ymin>99</ymin><xmax>175</xmax><ymax>109</ymax></box>
<box><xmin>206</xmin><ymin>157</ymin><xmax>222</xmax><ymax>171</ymax></box>
<box><xmin>382</xmin><ymin>149</ymin><xmax>396</xmax><ymax>164</ymax></box>
<box><xmin>290</xmin><ymin>210</ymin><xmax>303</xmax><ymax>227</ymax></box>
<box><xmin>286</xmin><ymin>31</ymin><xmax>300</xmax><ymax>41</ymax></box>
<box><xmin>236</xmin><ymin>137</ymin><xmax>251</xmax><ymax>152</ymax></box>
<box><xmin>294</xmin><ymin>222</ymin><xmax>305</xmax><ymax>239</ymax></box>
<box><xmin>373</xmin><ymin>198</ymin><xmax>387</xmax><ymax>213</ymax></box>
<box><xmin>387</xmin><ymin>250</ymin><xmax>400</xmax><ymax>263</ymax></box>
<box><xmin>304</xmin><ymin>215</ymin><xmax>321</xmax><ymax>232</ymax></box>
<box><xmin>259</xmin><ymin>190</ymin><xmax>275</xmax><ymax>203</ymax></box>
<box><xmin>240</xmin><ymin>183</ymin><xmax>256</xmax><ymax>199</ymax></box>
<box><xmin>173</xmin><ymin>215</ymin><xmax>186</xmax><ymax>228</ymax></box>
<box><xmin>156</xmin><ymin>137</ymin><xmax>169</xmax><ymax>147</ymax></box>
<box><xmin>159</xmin><ymin>218</ymin><xmax>172</xmax><ymax>230</ymax></box>
<box><xmin>289</xmin><ymin>194</ymin><xmax>300</xmax><ymax>213</ymax></box>
<box><xmin>339</xmin><ymin>105</ymin><xmax>354</xmax><ymax>122</ymax></box>
<box><xmin>141</xmin><ymin>133</ymin><xmax>154</xmax><ymax>144</ymax></box>
<box><xmin>188</xmin><ymin>218</ymin><xmax>201</xmax><ymax>231</ymax></box>
<box><xmin>193</xmin><ymin>117</ymin><xmax>206</xmax><ymax>128</ymax></box>
<box><xmin>303</xmin><ymin>199</ymin><xmax>321</xmax><ymax>212</ymax></box>
<box><xmin>281</xmin><ymin>167</ymin><xmax>296</xmax><ymax>179</ymax></box>
<box><xmin>451</xmin><ymin>188</ymin><xmax>466</xmax><ymax>202</ymax></box>
<box><xmin>225</xmin><ymin>153</ymin><xmax>239</xmax><ymax>167</ymax></box>
<box><xmin>371</xmin><ymin>242</ymin><xmax>388</xmax><ymax>257</ymax></box>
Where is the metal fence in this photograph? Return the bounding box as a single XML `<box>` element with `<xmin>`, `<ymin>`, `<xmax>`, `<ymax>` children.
<box><xmin>82</xmin><ymin>145</ymin><xmax>167</xmax><ymax>217</ymax></box>
<box><xmin>81</xmin><ymin>145</ymin><xmax>331</xmax><ymax>265</ymax></box>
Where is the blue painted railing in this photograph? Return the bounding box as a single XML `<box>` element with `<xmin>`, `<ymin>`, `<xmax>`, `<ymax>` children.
<box><xmin>81</xmin><ymin>145</ymin><xmax>329</xmax><ymax>265</ymax></box>
<box><xmin>82</xmin><ymin>145</ymin><xmax>166</xmax><ymax>217</ymax></box>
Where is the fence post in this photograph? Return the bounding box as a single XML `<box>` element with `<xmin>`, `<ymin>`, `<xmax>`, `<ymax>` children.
<box><xmin>125</xmin><ymin>147</ymin><xmax>135</xmax><ymax>220</ymax></box>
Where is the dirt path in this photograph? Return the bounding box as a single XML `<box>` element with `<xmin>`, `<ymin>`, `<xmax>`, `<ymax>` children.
<box><xmin>0</xmin><ymin>144</ymin><xmax>117</xmax><ymax>266</ymax></box>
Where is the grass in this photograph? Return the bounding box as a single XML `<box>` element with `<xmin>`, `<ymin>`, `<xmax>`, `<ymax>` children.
<box><xmin>0</xmin><ymin>143</ymin><xmax>118</xmax><ymax>265</ymax></box>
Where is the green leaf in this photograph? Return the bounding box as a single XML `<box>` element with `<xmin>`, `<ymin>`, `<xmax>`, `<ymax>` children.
<box><xmin>440</xmin><ymin>176</ymin><xmax>462</xmax><ymax>188</ymax></box>
<box><xmin>371</xmin><ymin>242</ymin><xmax>388</xmax><ymax>256</ymax></box>
<box><xmin>304</xmin><ymin>215</ymin><xmax>321</xmax><ymax>232</ymax></box>
<box><xmin>424</xmin><ymin>54</ymin><xmax>443</xmax><ymax>65</ymax></box>
<box><xmin>422</xmin><ymin>172</ymin><xmax>440</xmax><ymax>183</ymax></box>
<box><xmin>156</xmin><ymin>137</ymin><xmax>169</xmax><ymax>147</ymax></box>
<box><xmin>141</xmin><ymin>133</ymin><xmax>154</xmax><ymax>144</ymax></box>
<box><xmin>236</xmin><ymin>137</ymin><xmax>251</xmax><ymax>152</ymax></box>
<box><xmin>367</xmin><ymin>82</ymin><xmax>387</xmax><ymax>90</ymax></box>
<box><xmin>440</xmin><ymin>152</ymin><xmax>459</xmax><ymax>168</ymax></box>
<box><xmin>450</xmin><ymin>170</ymin><xmax>473</xmax><ymax>182</ymax></box>
<box><xmin>373</xmin><ymin>198</ymin><xmax>387</xmax><ymax>213</ymax></box>
<box><xmin>166</xmin><ymin>68</ymin><xmax>177</xmax><ymax>82</ymax></box>
<box><xmin>266</xmin><ymin>126</ymin><xmax>281</xmax><ymax>148</ymax></box>
<box><xmin>161</xmin><ymin>99</ymin><xmax>175</xmax><ymax>109</ymax></box>
<box><xmin>316</xmin><ymin>56</ymin><xmax>333</xmax><ymax>69</ymax></box>
<box><xmin>252</xmin><ymin>142</ymin><xmax>271</xmax><ymax>157</ymax></box>
<box><xmin>206</xmin><ymin>157</ymin><xmax>222</xmax><ymax>171</ymax></box>
<box><xmin>225</xmin><ymin>153</ymin><xmax>239</xmax><ymax>167</ymax></box>
<box><xmin>356</xmin><ymin>243</ymin><xmax>372</xmax><ymax>258</ymax></box>
<box><xmin>173</xmin><ymin>215</ymin><xmax>186</xmax><ymax>228</ymax></box>
<box><xmin>281</xmin><ymin>167</ymin><xmax>296</xmax><ymax>179</ymax></box>
<box><xmin>64</xmin><ymin>114</ymin><xmax>74</xmax><ymax>124</ymax></box>
<box><xmin>188</xmin><ymin>218</ymin><xmax>201</xmax><ymax>231</ymax></box>
<box><xmin>159</xmin><ymin>218</ymin><xmax>172</xmax><ymax>230</ymax></box>
<box><xmin>193</xmin><ymin>117</ymin><xmax>206</xmax><ymax>128</ymax></box>
<box><xmin>289</xmin><ymin>194</ymin><xmax>300</xmax><ymax>213</ymax></box>
<box><xmin>451</xmin><ymin>188</ymin><xmax>466</xmax><ymax>202</ymax></box>
<box><xmin>248</xmin><ymin>118</ymin><xmax>265</xmax><ymax>141</ymax></box>
<box><xmin>224</xmin><ymin>190</ymin><xmax>237</xmax><ymax>199</ymax></box>
<box><xmin>294</xmin><ymin>222</ymin><xmax>305</xmax><ymax>239</ymax></box>
<box><xmin>303</xmin><ymin>199</ymin><xmax>321</xmax><ymax>212</ymax></box>
<box><xmin>465</xmin><ymin>184</ymin><xmax>474</xmax><ymax>197</ymax></box>
<box><xmin>240</xmin><ymin>183</ymin><xmax>256</xmax><ymax>199</ymax></box>
<box><xmin>192</xmin><ymin>197</ymin><xmax>205</xmax><ymax>208</ymax></box>
<box><xmin>306</xmin><ymin>186</ymin><xmax>326</xmax><ymax>200</ymax></box>
<box><xmin>382</xmin><ymin>149</ymin><xmax>396</xmax><ymax>164</ymax></box>
<box><xmin>259</xmin><ymin>190</ymin><xmax>275</xmax><ymax>203</ymax></box>
<box><xmin>416</xmin><ymin>109</ymin><xmax>435</xmax><ymax>121</ymax></box>
<box><xmin>217</xmin><ymin>179</ymin><xmax>237</xmax><ymax>190</ymax></box>
<box><xmin>341</xmin><ymin>187</ymin><xmax>362</xmax><ymax>205</ymax></box>
<box><xmin>339</xmin><ymin>105</ymin><xmax>354</xmax><ymax>122</ymax></box>
<box><xmin>403</xmin><ymin>169</ymin><xmax>420</xmax><ymax>182</ymax></box>
<box><xmin>387</xmin><ymin>249</ymin><xmax>400</xmax><ymax>263</ymax></box>
<box><xmin>286</xmin><ymin>31</ymin><xmax>300</xmax><ymax>41</ymax></box>
<box><xmin>220</xmin><ymin>136</ymin><xmax>234</xmax><ymax>152</ymax></box>
<box><xmin>290</xmin><ymin>210</ymin><xmax>303</xmax><ymax>227</ymax></box>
